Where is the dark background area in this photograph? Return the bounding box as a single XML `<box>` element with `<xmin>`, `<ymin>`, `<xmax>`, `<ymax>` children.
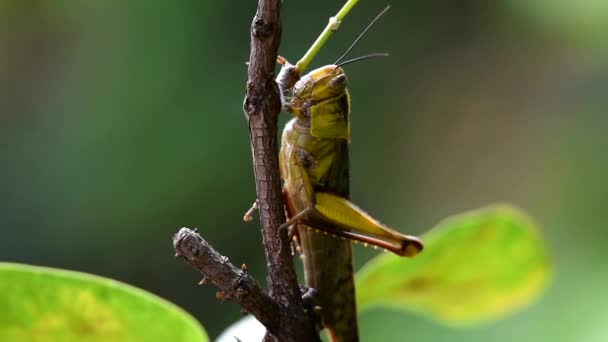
<box><xmin>1</xmin><ymin>1</ymin><xmax>607</xmax><ymax>340</ymax></box>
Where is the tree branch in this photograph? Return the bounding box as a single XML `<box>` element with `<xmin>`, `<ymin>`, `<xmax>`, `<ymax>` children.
<box><xmin>173</xmin><ymin>228</ymin><xmax>281</xmax><ymax>331</ymax></box>
<box><xmin>244</xmin><ymin>0</ymin><xmax>296</xmax><ymax>308</ymax></box>
<box><xmin>241</xmin><ymin>0</ymin><xmax>318</xmax><ymax>340</ymax></box>
<box><xmin>173</xmin><ymin>0</ymin><xmax>319</xmax><ymax>339</ymax></box>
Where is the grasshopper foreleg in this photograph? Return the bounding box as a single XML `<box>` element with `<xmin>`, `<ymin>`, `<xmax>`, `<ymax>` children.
<box><xmin>295</xmin><ymin>147</ymin><xmax>318</xmax><ymax>168</ymax></box>
<box><xmin>242</xmin><ymin>199</ymin><xmax>259</xmax><ymax>222</ymax></box>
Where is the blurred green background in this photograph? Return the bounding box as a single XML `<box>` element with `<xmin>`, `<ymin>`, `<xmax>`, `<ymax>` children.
<box><xmin>1</xmin><ymin>1</ymin><xmax>607</xmax><ymax>341</ymax></box>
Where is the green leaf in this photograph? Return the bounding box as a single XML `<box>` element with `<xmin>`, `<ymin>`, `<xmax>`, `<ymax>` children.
<box><xmin>0</xmin><ymin>262</ymin><xmax>208</xmax><ymax>341</ymax></box>
<box><xmin>355</xmin><ymin>204</ymin><xmax>552</xmax><ymax>326</ymax></box>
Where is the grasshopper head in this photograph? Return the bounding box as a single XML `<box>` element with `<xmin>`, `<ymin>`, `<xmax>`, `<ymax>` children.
<box><xmin>293</xmin><ymin>65</ymin><xmax>347</xmax><ymax>102</ymax></box>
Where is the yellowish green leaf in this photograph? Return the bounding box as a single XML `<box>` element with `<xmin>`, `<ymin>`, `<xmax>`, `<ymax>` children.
<box><xmin>0</xmin><ymin>262</ymin><xmax>208</xmax><ymax>342</ymax></box>
<box><xmin>356</xmin><ymin>204</ymin><xmax>552</xmax><ymax>326</ymax></box>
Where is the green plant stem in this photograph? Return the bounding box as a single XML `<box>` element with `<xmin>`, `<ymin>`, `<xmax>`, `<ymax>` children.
<box><xmin>295</xmin><ymin>0</ymin><xmax>359</xmax><ymax>73</ymax></box>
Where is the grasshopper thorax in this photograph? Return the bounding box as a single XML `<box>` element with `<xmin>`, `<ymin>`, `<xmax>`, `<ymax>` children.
<box><xmin>293</xmin><ymin>65</ymin><xmax>347</xmax><ymax>102</ymax></box>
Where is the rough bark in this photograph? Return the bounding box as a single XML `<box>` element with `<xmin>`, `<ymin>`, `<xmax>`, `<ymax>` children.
<box><xmin>173</xmin><ymin>228</ymin><xmax>280</xmax><ymax>330</ymax></box>
<box><xmin>174</xmin><ymin>1</ymin><xmax>320</xmax><ymax>340</ymax></box>
<box><xmin>241</xmin><ymin>0</ymin><xmax>318</xmax><ymax>340</ymax></box>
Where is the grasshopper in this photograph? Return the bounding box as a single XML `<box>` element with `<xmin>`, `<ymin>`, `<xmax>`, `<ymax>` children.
<box><xmin>275</xmin><ymin>6</ymin><xmax>423</xmax><ymax>341</ymax></box>
<box><xmin>243</xmin><ymin>5</ymin><xmax>423</xmax><ymax>340</ymax></box>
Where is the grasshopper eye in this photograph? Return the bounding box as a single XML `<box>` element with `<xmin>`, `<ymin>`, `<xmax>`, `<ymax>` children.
<box><xmin>329</xmin><ymin>74</ymin><xmax>347</xmax><ymax>88</ymax></box>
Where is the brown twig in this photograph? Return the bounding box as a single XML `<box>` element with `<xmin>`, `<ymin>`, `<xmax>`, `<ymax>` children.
<box><xmin>243</xmin><ymin>0</ymin><xmax>293</xmax><ymax>307</ymax></box>
<box><xmin>242</xmin><ymin>0</ymin><xmax>319</xmax><ymax>341</ymax></box>
<box><xmin>173</xmin><ymin>228</ymin><xmax>280</xmax><ymax>330</ymax></box>
<box><xmin>173</xmin><ymin>0</ymin><xmax>319</xmax><ymax>339</ymax></box>
<box><xmin>173</xmin><ymin>227</ymin><xmax>318</xmax><ymax>341</ymax></box>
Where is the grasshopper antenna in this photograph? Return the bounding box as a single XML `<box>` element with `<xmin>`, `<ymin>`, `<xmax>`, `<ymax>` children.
<box><xmin>334</xmin><ymin>5</ymin><xmax>391</xmax><ymax>65</ymax></box>
<box><xmin>336</xmin><ymin>52</ymin><xmax>389</xmax><ymax>67</ymax></box>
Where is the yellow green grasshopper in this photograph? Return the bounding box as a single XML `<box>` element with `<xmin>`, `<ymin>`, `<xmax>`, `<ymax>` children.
<box><xmin>280</xmin><ymin>5</ymin><xmax>423</xmax><ymax>341</ymax></box>
<box><xmin>245</xmin><ymin>4</ymin><xmax>423</xmax><ymax>341</ymax></box>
